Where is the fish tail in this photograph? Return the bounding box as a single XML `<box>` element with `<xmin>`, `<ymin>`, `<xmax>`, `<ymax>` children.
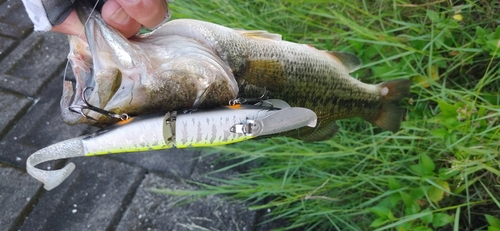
<box><xmin>367</xmin><ymin>79</ymin><xmax>412</xmax><ymax>132</ymax></box>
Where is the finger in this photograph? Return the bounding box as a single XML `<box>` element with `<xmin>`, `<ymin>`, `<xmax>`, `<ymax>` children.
<box><xmin>116</xmin><ymin>0</ymin><xmax>169</xmax><ymax>29</ymax></box>
<box><xmin>101</xmin><ymin>0</ymin><xmax>142</xmax><ymax>38</ymax></box>
<box><xmin>51</xmin><ymin>9</ymin><xmax>86</xmax><ymax>40</ymax></box>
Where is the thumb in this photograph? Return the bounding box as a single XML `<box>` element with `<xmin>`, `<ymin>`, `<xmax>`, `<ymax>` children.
<box><xmin>101</xmin><ymin>0</ymin><xmax>141</xmax><ymax>38</ymax></box>
<box><xmin>116</xmin><ymin>0</ymin><xmax>170</xmax><ymax>30</ymax></box>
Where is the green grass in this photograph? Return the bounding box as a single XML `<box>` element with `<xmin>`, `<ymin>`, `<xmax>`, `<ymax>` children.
<box><xmin>155</xmin><ymin>0</ymin><xmax>500</xmax><ymax>230</ymax></box>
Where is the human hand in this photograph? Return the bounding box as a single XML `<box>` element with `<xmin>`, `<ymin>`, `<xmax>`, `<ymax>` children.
<box><xmin>52</xmin><ymin>0</ymin><xmax>170</xmax><ymax>39</ymax></box>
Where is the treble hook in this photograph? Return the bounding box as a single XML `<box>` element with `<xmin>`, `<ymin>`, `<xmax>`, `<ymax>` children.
<box><xmin>229</xmin><ymin>88</ymin><xmax>270</xmax><ymax>106</ymax></box>
<box><xmin>69</xmin><ymin>87</ymin><xmax>129</xmax><ymax>121</ymax></box>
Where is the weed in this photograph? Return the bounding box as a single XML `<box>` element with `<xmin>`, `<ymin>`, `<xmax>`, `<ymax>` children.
<box><xmin>155</xmin><ymin>0</ymin><xmax>500</xmax><ymax>230</ymax></box>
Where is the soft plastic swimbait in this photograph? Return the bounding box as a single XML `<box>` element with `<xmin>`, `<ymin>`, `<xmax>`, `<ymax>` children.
<box><xmin>27</xmin><ymin>99</ymin><xmax>317</xmax><ymax>190</ymax></box>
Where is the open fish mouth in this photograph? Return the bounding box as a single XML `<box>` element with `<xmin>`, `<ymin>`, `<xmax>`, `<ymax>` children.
<box><xmin>61</xmin><ymin>35</ymin><xmax>96</xmax><ymax>125</ymax></box>
<box><xmin>59</xmin><ymin>6</ymin><xmax>239</xmax><ymax>127</ymax></box>
<box><xmin>59</xmin><ymin>5</ymin><xmax>153</xmax><ymax>126</ymax></box>
<box><xmin>61</xmin><ymin>28</ymin><xmax>125</xmax><ymax>126</ymax></box>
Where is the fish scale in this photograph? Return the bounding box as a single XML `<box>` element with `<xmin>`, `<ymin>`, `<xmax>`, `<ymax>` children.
<box><xmin>63</xmin><ymin>11</ymin><xmax>411</xmax><ymax>140</ymax></box>
<box><xmin>155</xmin><ymin>19</ymin><xmax>411</xmax><ymax>139</ymax></box>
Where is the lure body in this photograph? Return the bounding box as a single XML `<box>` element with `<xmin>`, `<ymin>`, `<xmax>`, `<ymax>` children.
<box><xmin>27</xmin><ymin>100</ymin><xmax>317</xmax><ymax>190</ymax></box>
<box><xmin>84</xmin><ymin>103</ymin><xmax>316</xmax><ymax>153</ymax></box>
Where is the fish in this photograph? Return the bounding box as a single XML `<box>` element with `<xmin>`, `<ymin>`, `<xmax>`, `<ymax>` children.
<box><xmin>63</xmin><ymin>5</ymin><xmax>411</xmax><ymax>141</ymax></box>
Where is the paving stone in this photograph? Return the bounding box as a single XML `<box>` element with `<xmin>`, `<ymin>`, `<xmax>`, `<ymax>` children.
<box><xmin>190</xmin><ymin>152</ymin><xmax>238</xmax><ymax>186</ymax></box>
<box><xmin>0</xmin><ymin>32</ymin><xmax>69</xmax><ymax>97</ymax></box>
<box><xmin>0</xmin><ymin>90</ymin><xmax>31</xmax><ymax>138</ymax></box>
<box><xmin>0</xmin><ymin>166</ymin><xmax>41</xmax><ymax>231</ymax></box>
<box><xmin>109</xmin><ymin>149</ymin><xmax>200</xmax><ymax>179</ymax></box>
<box><xmin>0</xmin><ymin>21</ymin><xmax>29</xmax><ymax>40</ymax></box>
<box><xmin>0</xmin><ymin>75</ymin><xmax>87</xmax><ymax>168</ymax></box>
<box><xmin>191</xmin><ymin>153</ymin><xmax>293</xmax><ymax>230</ymax></box>
<box><xmin>0</xmin><ymin>0</ymin><xmax>33</xmax><ymax>39</ymax></box>
<box><xmin>191</xmin><ymin>151</ymin><xmax>262</xmax><ymax>187</ymax></box>
<box><xmin>116</xmin><ymin>173</ymin><xmax>257</xmax><ymax>231</ymax></box>
<box><xmin>19</xmin><ymin>157</ymin><xmax>144</xmax><ymax>231</ymax></box>
<box><xmin>0</xmin><ymin>34</ymin><xmax>16</xmax><ymax>61</ymax></box>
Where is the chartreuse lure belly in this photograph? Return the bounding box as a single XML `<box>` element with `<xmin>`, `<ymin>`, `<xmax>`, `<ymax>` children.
<box><xmin>27</xmin><ymin>100</ymin><xmax>316</xmax><ymax>190</ymax></box>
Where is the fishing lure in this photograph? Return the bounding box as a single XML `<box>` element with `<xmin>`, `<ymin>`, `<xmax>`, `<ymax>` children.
<box><xmin>27</xmin><ymin>99</ymin><xmax>317</xmax><ymax>190</ymax></box>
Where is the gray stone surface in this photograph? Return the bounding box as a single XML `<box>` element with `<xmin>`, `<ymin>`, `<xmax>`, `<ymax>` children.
<box><xmin>0</xmin><ymin>166</ymin><xmax>40</xmax><ymax>231</ymax></box>
<box><xmin>0</xmin><ymin>32</ymin><xmax>69</xmax><ymax>97</ymax></box>
<box><xmin>0</xmin><ymin>4</ymin><xmax>287</xmax><ymax>231</ymax></box>
<box><xmin>19</xmin><ymin>157</ymin><xmax>144</xmax><ymax>231</ymax></box>
<box><xmin>0</xmin><ymin>90</ymin><xmax>31</xmax><ymax>138</ymax></box>
<box><xmin>109</xmin><ymin>149</ymin><xmax>201</xmax><ymax>179</ymax></box>
<box><xmin>0</xmin><ymin>75</ymin><xmax>87</xmax><ymax>168</ymax></box>
<box><xmin>116</xmin><ymin>173</ymin><xmax>256</xmax><ymax>231</ymax></box>
<box><xmin>0</xmin><ymin>0</ymin><xmax>33</xmax><ymax>39</ymax></box>
<box><xmin>0</xmin><ymin>35</ymin><xmax>16</xmax><ymax>60</ymax></box>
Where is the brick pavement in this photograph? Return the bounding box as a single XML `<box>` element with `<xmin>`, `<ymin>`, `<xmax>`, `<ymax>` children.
<box><xmin>0</xmin><ymin>1</ymin><xmax>283</xmax><ymax>230</ymax></box>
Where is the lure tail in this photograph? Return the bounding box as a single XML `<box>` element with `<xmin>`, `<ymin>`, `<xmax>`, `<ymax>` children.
<box><xmin>26</xmin><ymin>137</ymin><xmax>85</xmax><ymax>190</ymax></box>
<box><xmin>367</xmin><ymin>79</ymin><xmax>412</xmax><ymax>132</ymax></box>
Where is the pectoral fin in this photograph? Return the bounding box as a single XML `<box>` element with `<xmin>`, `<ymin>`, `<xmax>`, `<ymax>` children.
<box><xmin>240</xmin><ymin>60</ymin><xmax>288</xmax><ymax>91</ymax></box>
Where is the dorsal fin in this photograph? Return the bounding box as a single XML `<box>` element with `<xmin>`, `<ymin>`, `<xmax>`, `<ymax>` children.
<box><xmin>235</xmin><ymin>29</ymin><xmax>282</xmax><ymax>40</ymax></box>
<box><xmin>328</xmin><ymin>51</ymin><xmax>362</xmax><ymax>73</ymax></box>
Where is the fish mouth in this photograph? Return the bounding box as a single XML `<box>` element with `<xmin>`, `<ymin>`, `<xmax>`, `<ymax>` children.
<box><xmin>61</xmin><ymin>35</ymin><xmax>97</xmax><ymax>125</ymax></box>
<box><xmin>61</xmin><ymin>3</ymin><xmax>141</xmax><ymax>127</ymax></box>
<box><xmin>60</xmin><ymin>13</ymin><xmax>126</xmax><ymax>127</ymax></box>
<box><xmin>60</xmin><ymin>4</ymin><xmax>240</xmax><ymax>127</ymax></box>
<box><xmin>61</xmin><ymin>35</ymin><xmax>127</xmax><ymax>126</ymax></box>
<box><xmin>59</xmin><ymin>4</ymin><xmax>108</xmax><ymax>126</ymax></box>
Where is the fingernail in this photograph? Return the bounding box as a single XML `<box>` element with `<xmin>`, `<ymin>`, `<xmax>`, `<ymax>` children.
<box><xmin>110</xmin><ymin>8</ymin><xmax>129</xmax><ymax>25</ymax></box>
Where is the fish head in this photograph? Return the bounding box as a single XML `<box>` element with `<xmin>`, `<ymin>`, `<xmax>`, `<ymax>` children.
<box><xmin>60</xmin><ymin>7</ymin><xmax>153</xmax><ymax>127</ymax></box>
<box><xmin>60</xmin><ymin>7</ymin><xmax>238</xmax><ymax>127</ymax></box>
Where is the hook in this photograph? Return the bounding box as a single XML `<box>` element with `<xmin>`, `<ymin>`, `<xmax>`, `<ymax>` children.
<box><xmin>69</xmin><ymin>87</ymin><xmax>129</xmax><ymax>121</ymax></box>
<box><xmin>229</xmin><ymin>88</ymin><xmax>270</xmax><ymax>106</ymax></box>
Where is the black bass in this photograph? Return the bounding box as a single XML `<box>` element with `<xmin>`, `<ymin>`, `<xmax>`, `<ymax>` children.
<box><xmin>63</xmin><ymin>8</ymin><xmax>411</xmax><ymax>140</ymax></box>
